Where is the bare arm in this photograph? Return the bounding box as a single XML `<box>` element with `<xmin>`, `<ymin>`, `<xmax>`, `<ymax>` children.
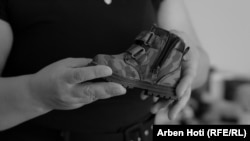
<box><xmin>157</xmin><ymin>0</ymin><xmax>210</xmax><ymax>89</ymax></box>
<box><xmin>0</xmin><ymin>19</ymin><xmax>126</xmax><ymax>131</ymax></box>
<box><xmin>0</xmin><ymin>20</ymin><xmax>12</xmax><ymax>73</ymax></box>
<box><xmin>0</xmin><ymin>75</ymin><xmax>50</xmax><ymax>131</ymax></box>
<box><xmin>152</xmin><ymin>0</ymin><xmax>210</xmax><ymax>121</ymax></box>
<box><xmin>0</xmin><ymin>20</ymin><xmax>50</xmax><ymax>130</ymax></box>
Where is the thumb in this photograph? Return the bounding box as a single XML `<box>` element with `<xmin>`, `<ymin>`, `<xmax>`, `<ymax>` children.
<box><xmin>64</xmin><ymin>58</ymin><xmax>93</xmax><ymax>68</ymax></box>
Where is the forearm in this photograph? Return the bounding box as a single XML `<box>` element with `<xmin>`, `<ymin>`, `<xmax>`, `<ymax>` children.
<box><xmin>0</xmin><ymin>75</ymin><xmax>50</xmax><ymax>131</ymax></box>
<box><xmin>157</xmin><ymin>0</ymin><xmax>200</xmax><ymax>45</ymax></box>
<box><xmin>157</xmin><ymin>0</ymin><xmax>210</xmax><ymax>89</ymax></box>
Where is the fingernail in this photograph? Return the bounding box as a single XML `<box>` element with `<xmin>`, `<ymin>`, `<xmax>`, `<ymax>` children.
<box><xmin>102</xmin><ymin>66</ymin><xmax>112</xmax><ymax>76</ymax></box>
<box><xmin>113</xmin><ymin>86</ymin><xmax>126</xmax><ymax>95</ymax></box>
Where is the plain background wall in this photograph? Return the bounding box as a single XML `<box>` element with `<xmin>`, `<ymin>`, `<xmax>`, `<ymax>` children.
<box><xmin>185</xmin><ymin>0</ymin><xmax>250</xmax><ymax>75</ymax></box>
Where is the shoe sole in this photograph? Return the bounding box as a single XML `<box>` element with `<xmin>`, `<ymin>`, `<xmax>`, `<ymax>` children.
<box><xmin>105</xmin><ymin>74</ymin><xmax>177</xmax><ymax>100</ymax></box>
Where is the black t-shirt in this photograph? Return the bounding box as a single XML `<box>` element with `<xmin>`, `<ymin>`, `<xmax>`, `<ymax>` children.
<box><xmin>0</xmin><ymin>0</ymin><xmax>157</xmax><ymax>139</ymax></box>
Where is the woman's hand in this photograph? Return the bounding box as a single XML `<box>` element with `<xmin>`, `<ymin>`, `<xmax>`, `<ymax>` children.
<box><xmin>28</xmin><ymin>58</ymin><xmax>126</xmax><ymax>110</ymax></box>
<box><xmin>150</xmin><ymin>31</ymin><xmax>209</xmax><ymax>123</ymax></box>
<box><xmin>151</xmin><ymin>49</ymin><xmax>196</xmax><ymax>121</ymax></box>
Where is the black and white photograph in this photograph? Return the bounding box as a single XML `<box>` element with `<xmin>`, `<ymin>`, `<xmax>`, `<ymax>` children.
<box><xmin>0</xmin><ymin>0</ymin><xmax>249</xmax><ymax>141</ymax></box>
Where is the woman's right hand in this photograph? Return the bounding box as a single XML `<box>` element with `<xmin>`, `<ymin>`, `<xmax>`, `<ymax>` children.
<box><xmin>28</xmin><ymin>58</ymin><xmax>126</xmax><ymax>110</ymax></box>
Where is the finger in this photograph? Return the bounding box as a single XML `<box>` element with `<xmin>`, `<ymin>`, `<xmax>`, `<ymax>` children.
<box><xmin>176</xmin><ymin>62</ymin><xmax>196</xmax><ymax>97</ymax></box>
<box><xmin>140</xmin><ymin>91</ymin><xmax>159</xmax><ymax>102</ymax></box>
<box><xmin>67</xmin><ymin>65</ymin><xmax>112</xmax><ymax>84</ymax></box>
<box><xmin>176</xmin><ymin>74</ymin><xmax>192</xmax><ymax>97</ymax></box>
<box><xmin>168</xmin><ymin>87</ymin><xmax>191</xmax><ymax>120</ymax></box>
<box><xmin>183</xmin><ymin>46</ymin><xmax>197</xmax><ymax>62</ymax></box>
<box><xmin>140</xmin><ymin>91</ymin><xmax>149</xmax><ymax>100</ymax></box>
<box><xmin>80</xmin><ymin>82</ymin><xmax>126</xmax><ymax>102</ymax></box>
<box><xmin>150</xmin><ymin>99</ymin><xmax>173</xmax><ymax>114</ymax></box>
<box><xmin>64</xmin><ymin>58</ymin><xmax>93</xmax><ymax>67</ymax></box>
<box><xmin>151</xmin><ymin>102</ymin><xmax>165</xmax><ymax>114</ymax></box>
<box><xmin>183</xmin><ymin>48</ymin><xmax>191</xmax><ymax>61</ymax></box>
<box><xmin>154</xmin><ymin>108</ymin><xmax>171</xmax><ymax>125</ymax></box>
<box><xmin>153</xmin><ymin>96</ymin><xmax>159</xmax><ymax>102</ymax></box>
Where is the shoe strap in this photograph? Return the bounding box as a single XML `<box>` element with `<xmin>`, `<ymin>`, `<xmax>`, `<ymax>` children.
<box><xmin>126</xmin><ymin>46</ymin><xmax>146</xmax><ymax>60</ymax></box>
<box><xmin>124</xmin><ymin>26</ymin><xmax>169</xmax><ymax>68</ymax></box>
<box><xmin>134</xmin><ymin>31</ymin><xmax>156</xmax><ymax>47</ymax></box>
<box><xmin>124</xmin><ymin>46</ymin><xmax>147</xmax><ymax>68</ymax></box>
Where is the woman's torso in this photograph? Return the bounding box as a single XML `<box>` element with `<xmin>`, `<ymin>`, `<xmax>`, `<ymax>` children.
<box><xmin>1</xmin><ymin>0</ymin><xmax>156</xmax><ymax>137</ymax></box>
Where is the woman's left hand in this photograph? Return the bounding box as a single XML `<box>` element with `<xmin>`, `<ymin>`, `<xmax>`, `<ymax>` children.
<box><xmin>148</xmin><ymin>31</ymin><xmax>204</xmax><ymax>124</ymax></box>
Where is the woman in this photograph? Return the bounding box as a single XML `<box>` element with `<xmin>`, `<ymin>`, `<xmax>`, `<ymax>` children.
<box><xmin>0</xmin><ymin>0</ymin><xmax>209</xmax><ymax>140</ymax></box>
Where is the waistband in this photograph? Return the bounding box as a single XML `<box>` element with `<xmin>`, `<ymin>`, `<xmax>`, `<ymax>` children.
<box><xmin>61</xmin><ymin>114</ymin><xmax>155</xmax><ymax>141</ymax></box>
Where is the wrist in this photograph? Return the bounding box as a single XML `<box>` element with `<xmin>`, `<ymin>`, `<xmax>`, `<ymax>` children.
<box><xmin>25</xmin><ymin>74</ymin><xmax>52</xmax><ymax>114</ymax></box>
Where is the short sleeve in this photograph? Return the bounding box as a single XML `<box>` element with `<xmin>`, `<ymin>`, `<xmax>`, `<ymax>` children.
<box><xmin>151</xmin><ymin>0</ymin><xmax>163</xmax><ymax>10</ymax></box>
<box><xmin>0</xmin><ymin>0</ymin><xmax>8</xmax><ymax>21</ymax></box>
